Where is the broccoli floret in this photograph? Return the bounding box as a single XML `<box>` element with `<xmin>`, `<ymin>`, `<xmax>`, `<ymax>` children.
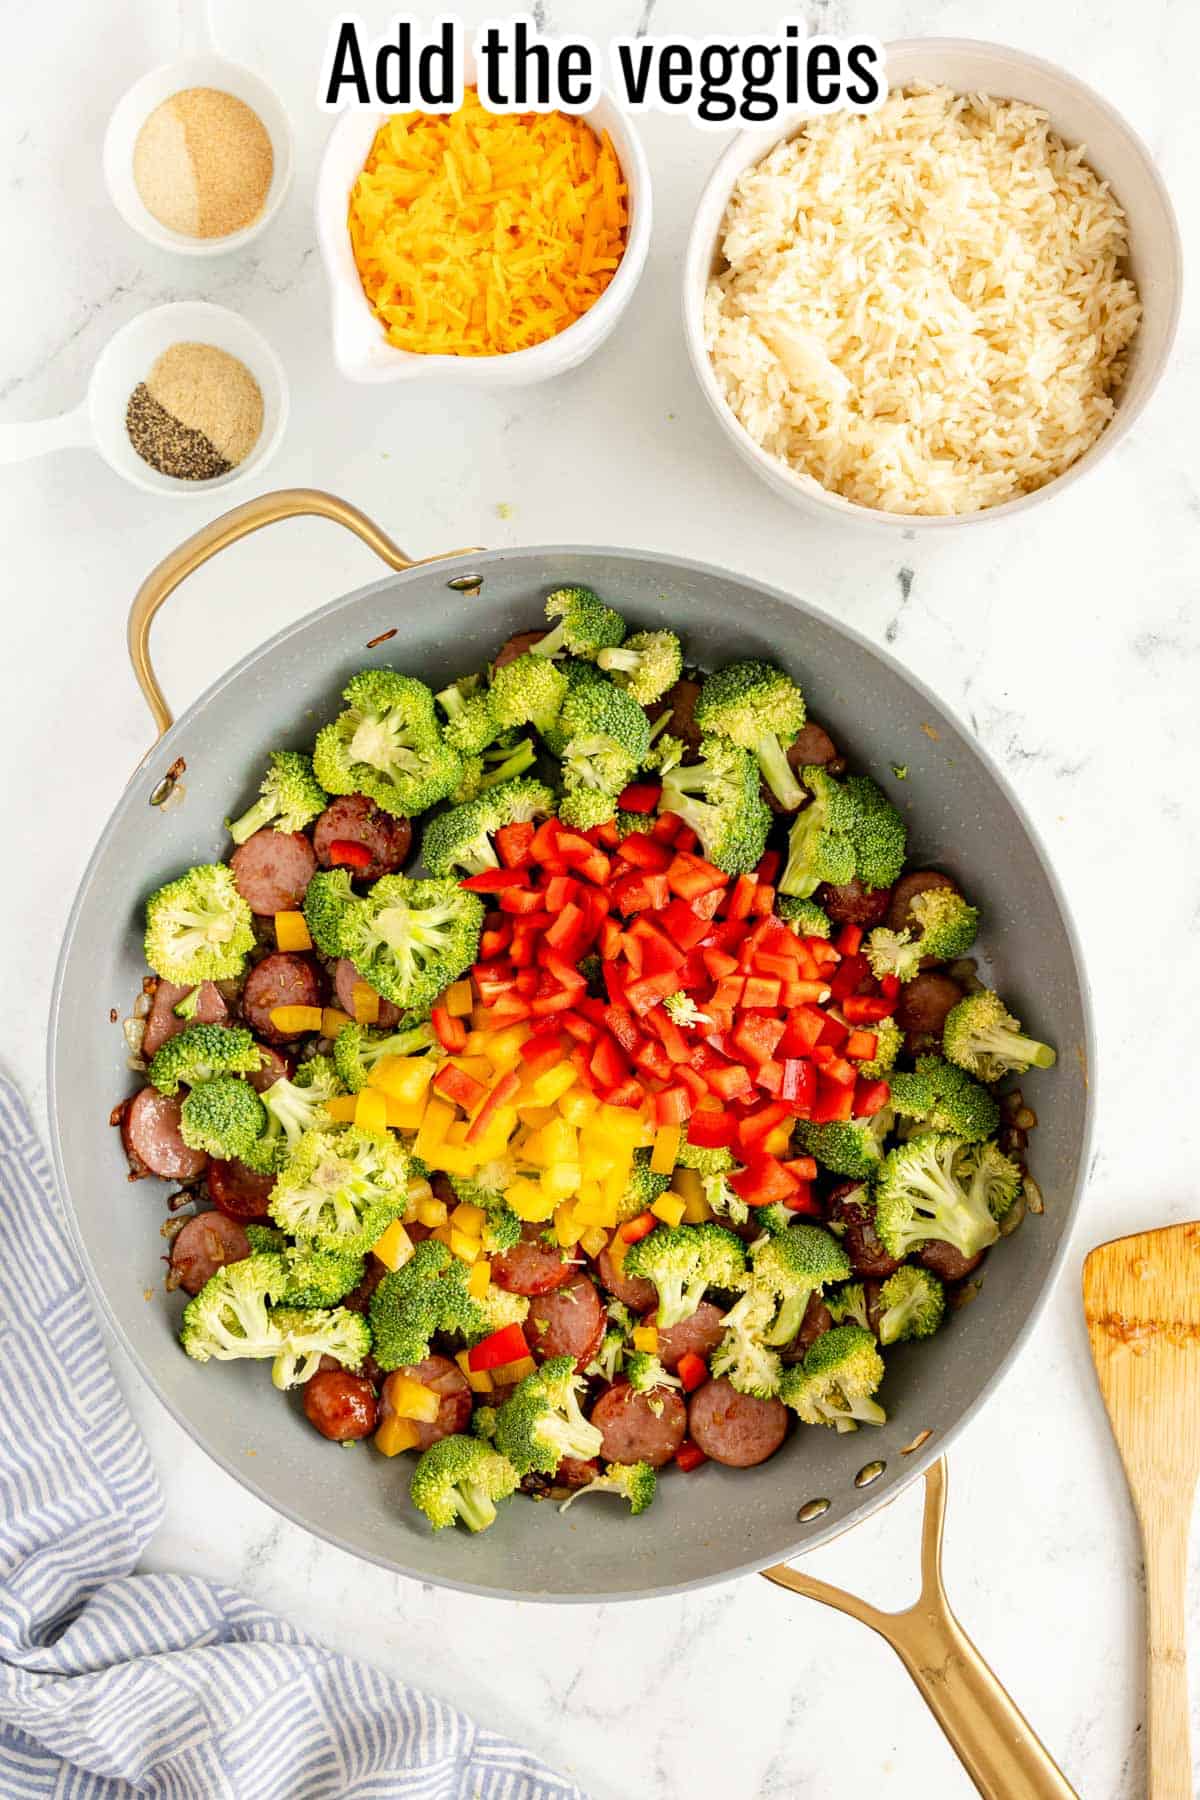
<box><xmin>469</xmin><ymin>1287</ymin><xmax>531</xmax><ymax>1340</ymax></box>
<box><xmin>244</xmin><ymin>1223</ymin><xmax>288</xmax><ymax>1254</ymax></box>
<box><xmin>676</xmin><ymin>1139</ymin><xmax>734</xmax><ymax>1179</ymax></box>
<box><xmin>332</xmin><ymin>1019</ymin><xmax>436</xmax><ymax>1093</ymax></box>
<box><xmin>180</xmin><ymin>1253</ymin><xmax>287</xmax><ymax>1363</ymax></box>
<box><xmin>494</xmin><ymin>1355</ymin><xmax>604</xmax><ymax>1476</ymax></box>
<box><xmin>306</xmin><ymin>873</ymin><xmax>484</xmax><ymax>1015</ymax></box>
<box><xmin>269</xmin><ymin>1125</ymin><xmax>408</xmax><ymax>1254</ymax></box>
<box><xmin>910</xmin><ymin>887</ymin><xmax>979</xmax><ymax>961</ymax></box>
<box><xmin>889</xmin><ymin>1056</ymin><xmax>1000</xmax><ymax>1142</ymax></box>
<box><xmin>559</xmin><ymin>680</ymin><xmax>651</xmax><ymax>802</ymax></box>
<box><xmin>313</xmin><ymin>669</ymin><xmax>461</xmax><ymax>818</ymax></box>
<box><xmin>242</xmin><ymin>1058</ymin><xmax>346</xmax><ymax>1173</ymax></box>
<box><xmin>489</xmin><ymin>653</ymin><xmax>568</xmax><ymax>737</ymax></box>
<box><xmin>776</xmin><ymin>895</ymin><xmax>832</xmax><ymax>938</ymax></box>
<box><xmin>624</xmin><ymin>1222</ymin><xmax>746</xmax><ymax>1329</ymax></box>
<box><xmin>615</xmin><ymin>1149</ymin><xmax>670</xmax><ymax>1223</ymax></box>
<box><xmin>694</xmin><ymin>1167</ymin><xmax>748</xmax><ymax>1226</ymax></box>
<box><xmin>663</xmin><ymin>991</ymin><xmax>712</xmax><ymax>1029</ymax></box>
<box><xmin>596</xmin><ymin>631</ymin><xmax>683</xmax><ymax>706</ymax></box>
<box><xmin>749</xmin><ymin>1224</ymin><xmax>851</xmax><ymax>1345</ymax></box>
<box><xmin>269</xmin><ymin>1305</ymin><xmax>372</xmax><ymax>1390</ymax></box>
<box><xmin>877</xmin><ymin>1267</ymin><xmax>946</xmax><ymax>1346</ymax></box>
<box><xmin>711</xmin><ymin>1288</ymin><xmax>783</xmax><ymax>1398</ymax></box>
<box><xmin>435</xmin><ymin>676</ymin><xmax>501</xmax><ymax>756</ymax></box>
<box><xmin>447</xmin><ymin>1180</ymin><xmax>522</xmax><ymax>1255</ymax></box>
<box><xmin>420</xmin><ymin>779</ymin><xmax>555</xmax><ymax>878</ymax></box>
<box><xmin>276</xmin><ymin>1245</ymin><xmax>366</xmax><ymax>1307</ymax></box>
<box><xmin>864</xmin><ymin>928</ymin><xmax>922</xmax><ymax>983</ymax></box>
<box><xmin>410</xmin><ymin>1434</ymin><xmax>520</xmax><ymax>1533</ymax></box>
<box><xmin>368</xmin><ymin>1239</ymin><xmax>483</xmax><ymax>1368</ymax></box>
<box><xmin>557</xmin><ymin>788</ymin><xmax>620</xmax><ymax>831</ymax></box>
<box><xmin>624</xmin><ymin>1351</ymin><xmax>682</xmax><ymax>1394</ymax></box>
<box><xmin>559</xmin><ymin>1460</ymin><xmax>657</xmax><ymax>1516</ymax></box>
<box><xmin>227</xmin><ymin>750</ymin><xmax>326</xmax><ymax>845</ymax></box>
<box><xmin>943</xmin><ymin>990</ymin><xmax>1057</xmax><ymax>1080</ymax></box>
<box><xmin>873</xmin><ymin>1134</ymin><xmax>1007</xmax><ymax>1263</ymax></box>
<box><xmin>479</xmin><ymin>736</ymin><xmax>537</xmax><ymax>787</ymax></box>
<box><xmin>843</xmin><ymin>776</ymin><xmax>907</xmax><ymax>891</ymax></box>
<box><xmin>826</xmin><ymin>1281</ymin><xmax>870</xmax><ymax>1330</ymax></box>
<box><xmin>147</xmin><ymin>1023</ymin><xmax>261</xmax><ymax>1096</ymax></box>
<box><xmin>614</xmin><ymin>809</ymin><xmax>656</xmax><ymax>837</ymax></box>
<box><xmin>795</xmin><ymin>1109</ymin><xmax>895</xmax><ymax>1181</ymax></box>
<box><xmin>532</xmin><ymin>586</ymin><xmax>626</xmax><ymax>661</ymax></box>
<box><xmin>780</xmin><ymin>1325</ymin><xmax>886</xmax><ymax>1432</ymax></box>
<box><xmin>585</xmin><ymin>1324</ymin><xmax>628</xmax><ymax>1383</ymax></box>
<box><xmin>959</xmin><ymin>1139</ymin><xmax>1023</xmax><ymax>1222</ymax></box>
<box><xmin>778</xmin><ymin>768</ymin><xmax>859</xmax><ymax>898</ymax></box>
<box><xmin>144</xmin><ymin>864</ymin><xmax>255</xmax><ymax>984</ymax></box>
<box><xmin>471</xmin><ymin>1404</ymin><xmax>500</xmax><ymax>1443</ymax></box>
<box><xmin>694</xmin><ymin>660</ymin><xmax>807</xmax><ymax>812</ymax></box>
<box><xmin>750</xmin><ymin>1202</ymin><xmax>796</xmax><ymax>1239</ymax></box>
<box><xmin>855</xmin><ymin>1015</ymin><xmax>903</xmax><ymax>1080</ymax></box>
<box><xmin>179</xmin><ymin>1077</ymin><xmax>266</xmax><ymax>1161</ymax></box>
<box><xmin>540</xmin><ymin>658</ymin><xmax>608</xmax><ymax>756</ymax></box>
<box><xmin>659</xmin><ymin>735</ymin><xmax>771</xmax><ymax>875</ymax></box>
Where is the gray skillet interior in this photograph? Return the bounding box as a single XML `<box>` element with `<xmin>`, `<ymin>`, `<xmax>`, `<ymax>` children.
<box><xmin>49</xmin><ymin>546</ymin><xmax>1092</xmax><ymax>1601</ymax></box>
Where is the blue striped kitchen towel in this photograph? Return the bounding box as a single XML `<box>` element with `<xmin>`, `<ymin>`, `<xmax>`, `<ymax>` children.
<box><xmin>0</xmin><ymin>1077</ymin><xmax>585</xmax><ymax>1800</ymax></box>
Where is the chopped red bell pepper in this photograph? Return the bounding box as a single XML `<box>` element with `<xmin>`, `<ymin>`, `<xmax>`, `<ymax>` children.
<box><xmin>604</xmin><ymin>1078</ymin><xmax>646</xmax><ymax>1109</ymax></box>
<box><xmin>645</xmin><ymin>1006</ymin><xmax>690</xmax><ymax>1064</ymax></box>
<box><xmin>621</xmin><ymin>1212</ymin><xmax>657</xmax><ymax>1244</ymax></box>
<box><xmin>676</xmin><ymin>1352</ymin><xmax>709</xmax><ymax>1392</ymax></box>
<box><xmin>625</xmin><ymin>969</ymin><xmax>681</xmax><ymax>1016</ymax></box>
<box><xmin>782</xmin><ymin>1182</ymin><xmax>819</xmax><ymax>1215</ymax></box>
<box><xmin>683</xmin><ymin>1106</ymin><xmax>735</xmax><ymax>1149</ymax></box>
<box><xmin>844</xmin><ymin>1029</ymin><xmax>878</xmax><ymax>1061</ymax></box>
<box><xmin>495</xmin><ymin>821</ymin><xmax>535</xmax><ymax>868</ymax></box>
<box><xmin>730</xmin><ymin>1156</ymin><xmax>797</xmax><ymax>1206</ymax></box>
<box><xmin>498</xmin><ymin>886</ymin><xmax>548</xmax><ymax>914</ymax></box>
<box><xmin>731</xmin><ymin>1013</ymin><xmax>786</xmax><ymax>1066</ymax></box>
<box><xmin>835</xmin><ymin>923</ymin><xmax>863</xmax><ymax>956</ymax></box>
<box><xmin>465</xmin><ymin>1068</ymin><xmax>521</xmax><ymax>1141</ymax></box>
<box><xmin>431</xmin><ymin>1006</ymin><xmax>468</xmax><ymax>1052</ymax></box>
<box><xmin>854</xmin><ymin>1077</ymin><xmax>892</xmax><ymax>1118</ymax></box>
<box><xmin>479</xmin><ymin>922</ymin><xmax>513</xmax><ymax>960</ymax></box>
<box><xmin>619</xmin><ymin>833</ymin><xmax>673</xmax><ymax>873</ymax></box>
<box><xmin>616</xmin><ymin>781</ymin><xmax>661</xmax><ymax>813</ymax></box>
<box><xmin>590</xmin><ymin>1033</ymin><xmax>630</xmax><ymax>1090</ymax></box>
<box><xmin>674</xmin><ymin>1440</ymin><xmax>708</xmax><ymax>1472</ymax></box>
<box><xmin>654</xmin><ymin>1085</ymin><xmax>692</xmax><ymax>1126</ymax></box>
<box><xmin>780</xmin><ymin>1058</ymin><xmax>817</xmax><ymax>1115</ymax></box>
<box><xmin>704</xmin><ymin>1061</ymin><xmax>753</xmax><ymax>1101</ymax></box>
<box><xmin>809</xmin><ymin>1075</ymin><xmax>856</xmax><ymax>1123</ymax></box>
<box><xmin>741</xmin><ymin>975</ymin><xmax>782</xmax><ymax>1010</ymax></box>
<box><xmin>327</xmin><ymin>838</ymin><xmax>372</xmax><ymax>870</ymax></box>
<box><xmin>432</xmin><ymin>1064</ymin><xmax>488</xmax><ymax>1110</ymax></box>
<box><xmin>519</xmin><ymin>1033</ymin><xmax>566</xmax><ymax>1075</ymax></box>
<box><xmin>543</xmin><ymin>874</ymin><xmax>579</xmax><ymax>913</ymax></box>
<box><xmin>459</xmin><ymin>867</ymin><xmax>531</xmax><ymax>893</ymax></box>
<box><xmin>724</xmin><ymin>873</ymin><xmax>757</xmax><ymax>921</ymax></box>
<box><xmin>842</xmin><ymin>994</ymin><xmax>897</xmax><ymax>1024</ymax></box>
<box><xmin>603</xmin><ymin>1005</ymin><xmax>643</xmax><ymax>1056</ymax></box>
<box><xmin>880</xmin><ymin>973</ymin><xmax>901</xmax><ymax>1000</ymax></box>
<box><xmin>737</xmin><ymin>1100</ymin><xmax>792</xmax><ymax>1151</ymax></box>
<box><xmin>702</xmin><ymin>946</ymin><xmax>740</xmax><ymax>980</ymax></box>
<box><xmin>468</xmin><ymin>1322</ymin><xmax>530</xmax><ymax>1372</ymax></box>
<box><xmin>829</xmin><ymin>952</ymin><xmax>871</xmax><ymax>1000</ymax></box>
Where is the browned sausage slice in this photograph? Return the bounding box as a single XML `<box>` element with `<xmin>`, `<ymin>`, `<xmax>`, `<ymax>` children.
<box><xmin>779</xmin><ymin>1292</ymin><xmax>834</xmax><ymax>1363</ymax></box>
<box><xmin>122</xmin><ymin>1087</ymin><xmax>208</xmax><ymax>1181</ymax></box>
<box><xmin>169</xmin><ymin>1211</ymin><xmax>250</xmax><ymax>1295</ymax></box>
<box><xmin>141</xmin><ymin>978</ymin><xmax>229</xmax><ymax>1059</ymax></box>
<box><xmin>818</xmin><ymin>876</ymin><xmax>894</xmax><ymax>929</ymax></box>
<box><xmin>491</xmin><ymin>1227</ymin><xmax>574</xmax><ymax>1296</ymax></box>
<box><xmin>653</xmin><ymin>1301</ymin><xmax>726</xmax><ymax>1372</ymax></box>
<box><xmin>918</xmin><ymin>1240</ymin><xmax>986</xmax><ymax>1283</ymax></box>
<box><xmin>896</xmin><ymin>971</ymin><xmax>963</xmax><ymax>1054</ymax></box>
<box><xmin>206</xmin><ymin>1157</ymin><xmax>275</xmax><ymax>1221</ymax></box>
<box><xmin>596</xmin><ymin>1244</ymin><xmax>657</xmax><ymax>1314</ymax></box>
<box><xmin>247</xmin><ymin>1043</ymin><xmax>290</xmax><ymax>1093</ymax></box>
<box><xmin>333</xmin><ymin>959</ymin><xmax>403</xmax><ymax>1031</ymax></box>
<box><xmin>313</xmin><ymin>794</ymin><xmax>412</xmax><ymax>882</ymax></box>
<box><xmin>493</xmin><ymin>628</ymin><xmax>548</xmax><ymax>670</ymax></box>
<box><xmin>380</xmin><ymin>1356</ymin><xmax>472</xmax><ymax>1450</ymax></box>
<box><xmin>649</xmin><ymin>677</ymin><xmax>702</xmax><ymax>757</ymax></box>
<box><xmin>241</xmin><ymin>954</ymin><xmax>322</xmax><ymax>1041</ymax></box>
<box><xmin>887</xmin><ymin>869</ymin><xmax>956</xmax><ymax>937</ymax></box>
<box><xmin>304</xmin><ymin>1370</ymin><xmax>378</xmax><ymax>1441</ymax></box>
<box><xmin>591</xmin><ymin>1381</ymin><xmax>687</xmax><ymax>1469</ymax></box>
<box><xmin>229</xmin><ymin>829</ymin><xmax>318</xmax><ymax>916</ymax></box>
<box><xmin>557</xmin><ymin>1456</ymin><xmax>601</xmax><ymax>1488</ymax></box>
<box><xmin>527</xmin><ymin>1271</ymin><xmax>605</xmax><ymax>1369</ymax></box>
<box><xmin>825</xmin><ymin>1181</ymin><xmax>901</xmax><ymax>1280</ymax></box>
<box><xmin>764</xmin><ymin>722</ymin><xmax>842</xmax><ymax>813</ymax></box>
<box><xmin>341</xmin><ymin>1254</ymin><xmax>388</xmax><ymax>1316</ymax></box>
<box><xmin>687</xmin><ymin>1378</ymin><xmax>788</xmax><ymax>1468</ymax></box>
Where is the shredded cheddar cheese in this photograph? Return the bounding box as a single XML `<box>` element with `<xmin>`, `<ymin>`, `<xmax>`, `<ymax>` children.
<box><xmin>348</xmin><ymin>89</ymin><xmax>628</xmax><ymax>358</ymax></box>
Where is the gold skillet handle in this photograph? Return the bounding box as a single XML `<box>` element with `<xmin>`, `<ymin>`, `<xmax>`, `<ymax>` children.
<box><xmin>127</xmin><ymin>487</ymin><xmax>478</xmax><ymax>740</ymax></box>
<box><xmin>761</xmin><ymin>1460</ymin><xmax>1077</xmax><ymax>1800</ymax></box>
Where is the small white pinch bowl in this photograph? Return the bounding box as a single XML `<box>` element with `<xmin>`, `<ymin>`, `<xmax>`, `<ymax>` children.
<box><xmin>0</xmin><ymin>302</ymin><xmax>289</xmax><ymax>497</ymax></box>
<box><xmin>683</xmin><ymin>38</ymin><xmax>1183</xmax><ymax>532</ymax></box>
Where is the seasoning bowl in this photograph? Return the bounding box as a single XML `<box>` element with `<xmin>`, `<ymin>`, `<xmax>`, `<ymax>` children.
<box><xmin>103</xmin><ymin>53</ymin><xmax>293</xmax><ymax>256</ymax></box>
<box><xmin>682</xmin><ymin>38</ymin><xmax>1183</xmax><ymax>532</ymax></box>
<box><xmin>0</xmin><ymin>302</ymin><xmax>289</xmax><ymax>496</ymax></box>
<box><xmin>315</xmin><ymin>94</ymin><xmax>652</xmax><ymax>387</ymax></box>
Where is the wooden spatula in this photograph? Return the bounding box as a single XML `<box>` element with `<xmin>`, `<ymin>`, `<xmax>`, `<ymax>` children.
<box><xmin>1084</xmin><ymin>1223</ymin><xmax>1200</xmax><ymax>1800</ymax></box>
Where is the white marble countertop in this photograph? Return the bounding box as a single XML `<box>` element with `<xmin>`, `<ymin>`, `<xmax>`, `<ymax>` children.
<box><xmin>2</xmin><ymin>0</ymin><xmax>1198</xmax><ymax>1793</ymax></box>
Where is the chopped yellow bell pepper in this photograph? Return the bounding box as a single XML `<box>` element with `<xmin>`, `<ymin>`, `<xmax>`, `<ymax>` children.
<box><xmin>351</xmin><ymin>981</ymin><xmax>380</xmax><ymax>1025</ymax></box>
<box><xmin>384</xmin><ymin>1092</ymin><xmax>429</xmax><ymax>1132</ymax></box>
<box><xmin>412</xmin><ymin>1095</ymin><xmax>455</xmax><ymax>1162</ymax></box>
<box><xmin>490</xmin><ymin>1354</ymin><xmax>536</xmax><ymax>1385</ymax></box>
<box><xmin>371</xmin><ymin>1218</ymin><xmax>414</xmax><ymax>1271</ymax></box>
<box><xmin>323</xmin><ymin>1094</ymin><xmax>359</xmax><ymax>1123</ymax></box>
<box><xmin>269</xmin><ymin>1005</ymin><xmax>323</xmax><ymax>1035</ymax></box>
<box><xmin>449</xmin><ymin>1201</ymin><xmax>485</xmax><ymax>1237</ymax></box>
<box><xmin>467</xmin><ymin>1259</ymin><xmax>491</xmax><ymax>1299</ymax></box>
<box><xmin>671</xmin><ymin>1168</ymin><xmax>712</xmax><ymax>1223</ymax></box>
<box><xmin>522</xmin><ymin>1063</ymin><xmax>577</xmax><ymax>1108</ymax></box>
<box><xmin>558</xmin><ymin>1090</ymin><xmax>598</xmax><ymax>1126</ymax></box>
<box><xmin>579</xmin><ymin>1225</ymin><xmax>609</xmax><ymax>1258</ymax></box>
<box><xmin>651</xmin><ymin>1193</ymin><xmax>687</xmax><ymax>1228</ymax></box>
<box><xmin>455</xmin><ymin>1347</ymin><xmax>493</xmax><ymax>1394</ymax></box>
<box><xmin>485</xmin><ymin>1023</ymin><xmax>532</xmax><ymax>1072</ymax></box>
<box><xmin>516</xmin><ymin>1104</ymin><xmax>559</xmax><ymax>1130</ymax></box>
<box><xmin>274</xmin><ymin>911</ymin><xmax>312</xmax><ymax>953</ymax></box>
<box><xmin>386</xmin><ymin>1375</ymin><xmax>442</xmax><ymax>1423</ymax></box>
<box><xmin>450</xmin><ymin>1228</ymin><xmax>481</xmax><ymax>1263</ymax></box>
<box><xmin>650</xmin><ymin>1124</ymin><xmax>681</xmax><ymax>1176</ymax></box>
<box><xmin>414</xmin><ymin>1195</ymin><xmax>449</xmax><ymax>1229</ymax></box>
<box><xmin>764</xmin><ymin>1124</ymin><xmax>793</xmax><ymax>1157</ymax></box>
<box><xmin>444</xmin><ymin>979</ymin><xmax>474</xmax><ymax>1017</ymax></box>
<box><xmin>322</xmin><ymin>1006</ymin><xmax>355</xmax><ymax>1037</ymax></box>
<box><xmin>505</xmin><ymin>1176</ymin><xmax>556</xmax><ymax>1223</ymax></box>
<box><xmin>681</xmin><ymin>1191</ymin><xmax>713</xmax><ymax>1224</ymax></box>
<box><xmin>429</xmin><ymin>1142</ymin><xmax>484</xmax><ymax>1178</ymax></box>
<box><xmin>554</xmin><ymin>1202</ymin><xmax>583</xmax><ymax>1246</ymax></box>
<box><xmin>542</xmin><ymin>1163</ymin><xmax>581</xmax><ymax>1203</ymax></box>
<box><xmin>632</xmin><ymin>1324</ymin><xmax>659</xmax><ymax>1353</ymax></box>
<box><xmin>370</xmin><ymin>1055</ymin><xmax>436</xmax><ymax>1102</ymax></box>
<box><xmin>354</xmin><ymin>1089</ymin><xmax>388</xmax><ymax>1135</ymax></box>
<box><xmin>374</xmin><ymin>1415</ymin><xmax>422</xmax><ymax>1456</ymax></box>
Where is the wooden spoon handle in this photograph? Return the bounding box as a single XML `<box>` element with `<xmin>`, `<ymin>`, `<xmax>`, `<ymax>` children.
<box><xmin>1143</xmin><ymin>1500</ymin><xmax>1194</xmax><ymax>1800</ymax></box>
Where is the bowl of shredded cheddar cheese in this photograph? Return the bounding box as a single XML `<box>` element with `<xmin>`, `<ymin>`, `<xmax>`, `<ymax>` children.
<box><xmin>317</xmin><ymin>87</ymin><xmax>651</xmax><ymax>385</ymax></box>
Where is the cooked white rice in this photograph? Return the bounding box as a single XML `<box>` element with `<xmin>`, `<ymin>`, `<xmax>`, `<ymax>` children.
<box><xmin>704</xmin><ymin>85</ymin><xmax>1142</xmax><ymax>516</ymax></box>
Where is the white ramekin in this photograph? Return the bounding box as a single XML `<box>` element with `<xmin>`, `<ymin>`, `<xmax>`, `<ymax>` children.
<box><xmin>316</xmin><ymin>95</ymin><xmax>652</xmax><ymax>387</ymax></box>
<box><xmin>683</xmin><ymin>39</ymin><xmax>1183</xmax><ymax>532</ymax></box>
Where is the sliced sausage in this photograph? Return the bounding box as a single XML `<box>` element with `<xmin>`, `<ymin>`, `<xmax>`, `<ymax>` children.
<box><xmin>247</xmin><ymin>1043</ymin><xmax>290</xmax><ymax>1093</ymax></box>
<box><xmin>897</xmin><ymin>971</ymin><xmax>963</xmax><ymax>1054</ymax></box>
<box><xmin>303</xmin><ymin>1370</ymin><xmax>378</xmax><ymax>1441</ymax></box>
<box><xmin>491</xmin><ymin>1226</ymin><xmax>574</xmax><ymax>1296</ymax></box>
<box><xmin>918</xmin><ymin>1240</ymin><xmax>987</xmax><ymax>1283</ymax></box>
<box><xmin>122</xmin><ymin>1087</ymin><xmax>208</xmax><ymax>1181</ymax></box>
<box><xmin>229</xmin><ymin>829</ymin><xmax>317</xmax><ymax>916</ymax></box>
<box><xmin>206</xmin><ymin>1157</ymin><xmax>275</xmax><ymax>1221</ymax></box>
<box><xmin>818</xmin><ymin>876</ymin><xmax>894</xmax><ymax>929</ymax></box>
<box><xmin>169</xmin><ymin>1211</ymin><xmax>250</xmax><ymax>1295</ymax></box>
<box><xmin>557</xmin><ymin>1456</ymin><xmax>601</xmax><ymax>1488</ymax></box>
<box><xmin>779</xmin><ymin>1292</ymin><xmax>834</xmax><ymax>1364</ymax></box>
<box><xmin>765</xmin><ymin>722</ymin><xmax>843</xmax><ymax>813</ymax></box>
<box><xmin>887</xmin><ymin>869</ymin><xmax>957</xmax><ymax>937</ymax></box>
<box><xmin>380</xmin><ymin>1356</ymin><xmax>472</xmax><ymax>1451</ymax></box>
<box><xmin>141</xmin><ymin>978</ymin><xmax>229</xmax><ymax>1059</ymax></box>
<box><xmin>653</xmin><ymin>1301</ymin><xmax>726</xmax><ymax>1372</ymax></box>
<box><xmin>313</xmin><ymin>794</ymin><xmax>412</xmax><ymax>882</ymax></box>
<box><xmin>493</xmin><ymin>629</ymin><xmax>547</xmax><ymax>670</ymax></box>
<box><xmin>687</xmin><ymin>1378</ymin><xmax>788</xmax><ymax>1468</ymax></box>
<box><xmin>333</xmin><ymin>959</ymin><xmax>403</xmax><ymax>1031</ymax></box>
<box><xmin>591</xmin><ymin>1381</ymin><xmax>687</xmax><ymax>1469</ymax></box>
<box><xmin>341</xmin><ymin>1253</ymin><xmax>388</xmax><ymax>1316</ymax></box>
<box><xmin>649</xmin><ymin>676</ymin><xmax>702</xmax><ymax>758</ymax></box>
<box><xmin>528</xmin><ymin>1272</ymin><xmax>606</xmax><ymax>1369</ymax></box>
<box><xmin>825</xmin><ymin>1182</ymin><xmax>901</xmax><ymax>1281</ymax></box>
<box><xmin>241</xmin><ymin>954</ymin><xmax>322</xmax><ymax>1042</ymax></box>
<box><xmin>596</xmin><ymin>1244</ymin><xmax>657</xmax><ymax>1314</ymax></box>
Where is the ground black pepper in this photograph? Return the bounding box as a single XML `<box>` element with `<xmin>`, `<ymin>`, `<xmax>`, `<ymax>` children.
<box><xmin>126</xmin><ymin>384</ymin><xmax>231</xmax><ymax>480</ymax></box>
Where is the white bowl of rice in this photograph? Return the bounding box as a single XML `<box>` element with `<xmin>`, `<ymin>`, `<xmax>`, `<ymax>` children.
<box><xmin>683</xmin><ymin>40</ymin><xmax>1181</xmax><ymax>526</ymax></box>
